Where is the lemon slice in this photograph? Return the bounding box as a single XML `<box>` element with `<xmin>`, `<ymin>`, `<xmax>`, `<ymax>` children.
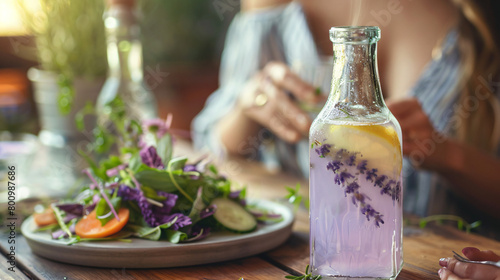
<box><xmin>326</xmin><ymin>124</ymin><xmax>402</xmax><ymax>177</ymax></box>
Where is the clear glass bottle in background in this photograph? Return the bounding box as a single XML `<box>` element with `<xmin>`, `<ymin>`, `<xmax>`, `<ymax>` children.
<box><xmin>309</xmin><ymin>26</ymin><xmax>403</xmax><ymax>279</ymax></box>
<box><xmin>97</xmin><ymin>0</ymin><xmax>158</xmax><ymax>124</ymax></box>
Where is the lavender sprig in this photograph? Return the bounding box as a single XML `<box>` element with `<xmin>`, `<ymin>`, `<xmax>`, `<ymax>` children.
<box><xmin>313</xmin><ymin>141</ymin><xmax>401</xmax><ymax>227</ymax></box>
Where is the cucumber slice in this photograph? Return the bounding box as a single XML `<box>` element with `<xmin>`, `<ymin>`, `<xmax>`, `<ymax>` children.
<box><xmin>212</xmin><ymin>198</ymin><xmax>257</xmax><ymax>233</ymax></box>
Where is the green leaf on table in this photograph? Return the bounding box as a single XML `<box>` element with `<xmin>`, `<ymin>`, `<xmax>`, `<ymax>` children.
<box><xmin>469</xmin><ymin>220</ymin><xmax>481</xmax><ymax>229</ymax></box>
<box><xmin>285</xmin><ymin>183</ymin><xmax>305</xmax><ymax>211</ymax></box>
<box><xmin>419</xmin><ymin>220</ymin><xmax>427</xmax><ymax>229</ymax></box>
<box><xmin>95</xmin><ymin>196</ymin><xmax>122</xmax><ymax>226</ymax></box>
<box><xmin>157</xmin><ymin>133</ymin><xmax>173</xmax><ymax>166</ymax></box>
<box><xmin>284</xmin><ymin>264</ymin><xmax>322</xmax><ymax>280</ymax></box>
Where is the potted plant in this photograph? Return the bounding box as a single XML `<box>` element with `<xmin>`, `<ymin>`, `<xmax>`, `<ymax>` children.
<box><xmin>17</xmin><ymin>0</ymin><xmax>107</xmax><ymax>147</ymax></box>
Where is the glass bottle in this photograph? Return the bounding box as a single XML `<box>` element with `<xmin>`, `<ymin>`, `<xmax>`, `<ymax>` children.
<box><xmin>97</xmin><ymin>0</ymin><xmax>157</xmax><ymax>123</ymax></box>
<box><xmin>309</xmin><ymin>26</ymin><xmax>403</xmax><ymax>279</ymax></box>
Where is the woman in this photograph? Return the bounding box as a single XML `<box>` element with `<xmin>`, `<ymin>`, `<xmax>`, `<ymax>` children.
<box><xmin>193</xmin><ymin>0</ymin><xmax>500</xmax><ymax>235</ymax></box>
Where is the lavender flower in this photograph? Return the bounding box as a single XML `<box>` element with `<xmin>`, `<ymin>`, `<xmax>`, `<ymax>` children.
<box><xmin>326</xmin><ymin>160</ymin><xmax>342</xmax><ymax>172</ymax></box>
<box><xmin>352</xmin><ymin>192</ymin><xmax>366</xmax><ymax>205</ymax></box>
<box><xmin>366</xmin><ymin>168</ymin><xmax>378</xmax><ymax>182</ymax></box>
<box><xmin>315</xmin><ymin>144</ymin><xmax>332</xmax><ymax>158</ymax></box>
<box><xmin>357</xmin><ymin>160</ymin><xmax>368</xmax><ymax>174</ymax></box>
<box><xmin>361</xmin><ymin>204</ymin><xmax>377</xmax><ymax>220</ymax></box>
<box><xmin>335</xmin><ymin>148</ymin><xmax>347</xmax><ymax>158</ymax></box>
<box><xmin>142</xmin><ymin>115</ymin><xmax>172</xmax><ymax>139</ymax></box>
<box><xmin>381</xmin><ymin>180</ymin><xmax>395</xmax><ymax>196</ymax></box>
<box><xmin>345</xmin><ymin>155</ymin><xmax>356</xmax><ymax>166</ymax></box>
<box><xmin>345</xmin><ymin>182</ymin><xmax>360</xmax><ymax>196</ymax></box>
<box><xmin>140</xmin><ymin>146</ymin><xmax>164</xmax><ymax>169</ymax></box>
<box><xmin>374</xmin><ymin>215</ymin><xmax>385</xmax><ymax>227</ymax></box>
<box><xmin>374</xmin><ymin>175</ymin><xmax>387</xmax><ymax>188</ymax></box>
<box><xmin>334</xmin><ymin>171</ymin><xmax>354</xmax><ymax>185</ymax></box>
<box><xmin>393</xmin><ymin>182</ymin><xmax>402</xmax><ymax>202</ymax></box>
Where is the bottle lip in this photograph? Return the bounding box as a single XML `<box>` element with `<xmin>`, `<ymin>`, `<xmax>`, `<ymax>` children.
<box><xmin>330</xmin><ymin>26</ymin><xmax>381</xmax><ymax>44</ymax></box>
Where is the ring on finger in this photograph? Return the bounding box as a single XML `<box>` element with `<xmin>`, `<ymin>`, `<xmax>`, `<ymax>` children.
<box><xmin>254</xmin><ymin>92</ymin><xmax>269</xmax><ymax>107</ymax></box>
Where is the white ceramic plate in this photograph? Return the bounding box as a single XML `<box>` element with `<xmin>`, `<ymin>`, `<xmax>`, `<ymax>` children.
<box><xmin>21</xmin><ymin>199</ymin><xmax>294</xmax><ymax>268</ymax></box>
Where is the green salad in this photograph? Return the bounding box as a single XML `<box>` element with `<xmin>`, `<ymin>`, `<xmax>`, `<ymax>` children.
<box><xmin>32</xmin><ymin>101</ymin><xmax>281</xmax><ymax>244</ymax></box>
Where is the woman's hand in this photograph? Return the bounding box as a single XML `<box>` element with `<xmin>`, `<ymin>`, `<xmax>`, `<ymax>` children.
<box><xmin>238</xmin><ymin>61</ymin><xmax>323</xmax><ymax>143</ymax></box>
<box><xmin>438</xmin><ymin>247</ymin><xmax>500</xmax><ymax>279</ymax></box>
<box><xmin>386</xmin><ymin>98</ymin><xmax>453</xmax><ymax>170</ymax></box>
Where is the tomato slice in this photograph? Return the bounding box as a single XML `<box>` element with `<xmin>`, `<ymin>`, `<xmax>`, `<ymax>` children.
<box><xmin>33</xmin><ymin>208</ymin><xmax>58</xmax><ymax>227</ymax></box>
<box><xmin>75</xmin><ymin>208</ymin><xmax>129</xmax><ymax>238</ymax></box>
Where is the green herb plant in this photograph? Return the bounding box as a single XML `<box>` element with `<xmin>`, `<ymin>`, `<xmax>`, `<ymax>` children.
<box><xmin>285</xmin><ymin>265</ymin><xmax>322</xmax><ymax>280</ymax></box>
<box><xmin>17</xmin><ymin>0</ymin><xmax>107</xmax><ymax>114</ymax></box>
<box><xmin>418</xmin><ymin>215</ymin><xmax>481</xmax><ymax>233</ymax></box>
<box><xmin>285</xmin><ymin>183</ymin><xmax>309</xmax><ymax>212</ymax></box>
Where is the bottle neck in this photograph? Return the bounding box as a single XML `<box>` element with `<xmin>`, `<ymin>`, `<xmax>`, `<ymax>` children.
<box><xmin>328</xmin><ymin>42</ymin><xmax>385</xmax><ymax>115</ymax></box>
<box><xmin>104</xmin><ymin>5</ymin><xmax>144</xmax><ymax>83</ymax></box>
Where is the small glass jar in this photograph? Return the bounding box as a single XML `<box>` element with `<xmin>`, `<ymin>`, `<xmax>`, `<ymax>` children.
<box><xmin>309</xmin><ymin>26</ymin><xmax>403</xmax><ymax>279</ymax></box>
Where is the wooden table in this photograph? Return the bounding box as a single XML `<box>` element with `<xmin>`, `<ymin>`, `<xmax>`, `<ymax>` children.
<box><xmin>1</xmin><ymin>141</ymin><xmax>500</xmax><ymax>280</ymax></box>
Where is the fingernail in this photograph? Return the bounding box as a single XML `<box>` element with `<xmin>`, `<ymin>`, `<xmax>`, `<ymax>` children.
<box><xmin>462</xmin><ymin>247</ymin><xmax>479</xmax><ymax>255</ymax></box>
<box><xmin>439</xmin><ymin>258</ymin><xmax>448</xmax><ymax>267</ymax></box>
<box><xmin>438</xmin><ymin>267</ymin><xmax>445</xmax><ymax>277</ymax></box>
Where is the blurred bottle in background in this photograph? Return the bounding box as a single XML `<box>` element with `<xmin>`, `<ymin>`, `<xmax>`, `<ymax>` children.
<box><xmin>97</xmin><ymin>0</ymin><xmax>158</xmax><ymax>125</ymax></box>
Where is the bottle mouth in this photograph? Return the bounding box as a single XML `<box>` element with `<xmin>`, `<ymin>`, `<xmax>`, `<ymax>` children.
<box><xmin>330</xmin><ymin>26</ymin><xmax>381</xmax><ymax>44</ymax></box>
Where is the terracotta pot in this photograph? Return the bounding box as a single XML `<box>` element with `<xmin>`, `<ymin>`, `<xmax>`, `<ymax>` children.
<box><xmin>28</xmin><ymin>68</ymin><xmax>104</xmax><ymax>147</ymax></box>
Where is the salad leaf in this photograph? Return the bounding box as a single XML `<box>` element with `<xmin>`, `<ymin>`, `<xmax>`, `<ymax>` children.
<box><xmin>164</xmin><ymin>230</ymin><xmax>188</xmax><ymax>244</ymax></box>
<box><xmin>51</xmin><ymin>204</ymin><xmax>73</xmax><ymax>238</ymax></box>
<box><xmin>188</xmin><ymin>188</ymin><xmax>207</xmax><ymax>225</ymax></box>
<box><xmin>125</xmin><ymin>216</ymin><xmax>184</xmax><ymax>241</ymax></box>
<box><xmin>141</xmin><ymin>186</ymin><xmax>167</xmax><ymax>201</ymax></box>
<box><xmin>128</xmin><ymin>152</ymin><xmax>142</xmax><ymax>173</ymax></box>
<box><xmin>156</xmin><ymin>133</ymin><xmax>173</xmax><ymax>166</ymax></box>
<box><xmin>169</xmin><ymin>156</ymin><xmax>188</xmax><ymax>171</ymax></box>
<box><xmin>134</xmin><ymin>166</ymin><xmax>181</xmax><ymax>193</ymax></box>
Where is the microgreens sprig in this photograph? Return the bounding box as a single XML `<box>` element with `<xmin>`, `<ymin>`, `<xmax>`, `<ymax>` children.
<box><xmin>285</xmin><ymin>183</ymin><xmax>309</xmax><ymax>211</ymax></box>
<box><xmin>418</xmin><ymin>215</ymin><xmax>481</xmax><ymax>233</ymax></box>
<box><xmin>285</xmin><ymin>265</ymin><xmax>322</xmax><ymax>280</ymax></box>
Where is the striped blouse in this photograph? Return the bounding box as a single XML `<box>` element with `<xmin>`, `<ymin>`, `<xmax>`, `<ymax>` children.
<box><xmin>192</xmin><ymin>2</ymin><xmax>497</xmax><ymax>222</ymax></box>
